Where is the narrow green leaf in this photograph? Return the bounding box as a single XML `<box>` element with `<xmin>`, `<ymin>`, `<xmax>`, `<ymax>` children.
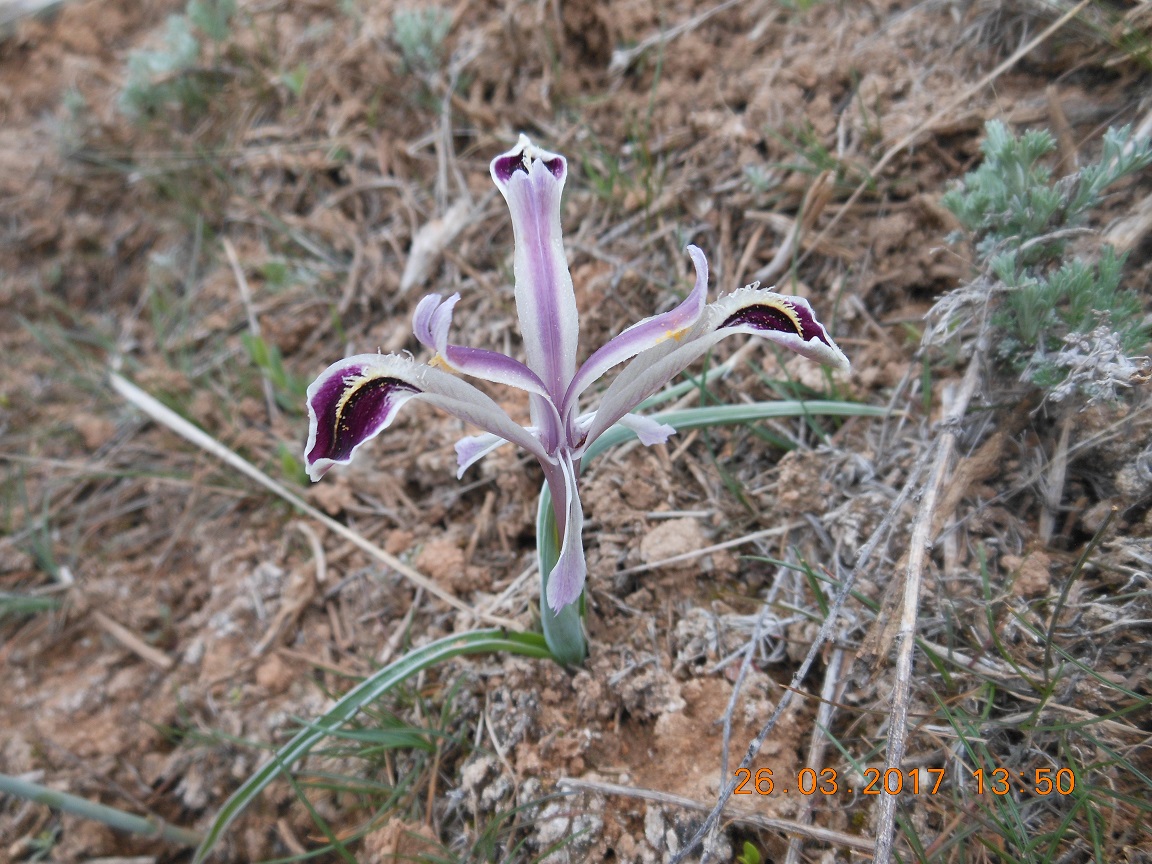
<box><xmin>0</xmin><ymin>773</ymin><xmax>201</xmax><ymax>847</ymax></box>
<box><xmin>192</xmin><ymin>629</ymin><xmax>551</xmax><ymax>862</ymax></box>
<box><xmin>585</xmin><ymin>400</ymin><xmax>888</xmax><ymax>461</ymax></box>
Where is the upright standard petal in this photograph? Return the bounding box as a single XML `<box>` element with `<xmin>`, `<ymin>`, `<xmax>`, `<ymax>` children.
<box><xmin>562</xmin><ymin>245</ymin><xmax>710</xmax><ymax>416</ymax></box>
<box><xmin>491</xmin><ymin>135</ymin><xmax>579</xmax><ymax>403</ymax></box>
<box><xmin>305</xmin><ymin>353</ymin><xmax>551</xmax><ymax>481</ymax></box>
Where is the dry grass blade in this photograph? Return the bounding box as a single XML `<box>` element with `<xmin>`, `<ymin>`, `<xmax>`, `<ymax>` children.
<box><xmin>1039</xmin><ymin>414</ymin><xmax>1072</xmax><ymax>545</ymax></box>
<box><xmin>222</xmin><ymin>237</ymin><xmax>277</xmax><ymax>425</ymax></box>
<box><xmin>558</xmin><ymin>777</ymin><xmax>875</xmax><ymax>854</ymax></box>
<box><xmin>108</xmin><ymin>372</ymin><xmax>515</xmax><ymax>628</ymax></box>
<box><xmin>800</xmin><ymin>0</ymin><xmax>1093</xmax><ymax>268</ymax></box>
<box><xmin>399</xmin><ymin>197</ymin><xmax>475</xmax><ymax>294</ymax></box>
<box><xmin>92</xmin><ymin>610</ymin><xmax>174</xmax><ymax>671</ymax></box>
<box><xmin>872</xmin><ymin>343</ymin><xmax>985</xmax><ymax>864</ymax></box>
<box><xmin>749</xmin><ymin>170</ymin><xmax>835</xmax><ymax>285</ymax></box>
<box><xmin>608</xmin><ymin>0</ymin><xmax>747</xmax><ymax>73</ymax></box>
<box><xmin>784</xmin><ymin>636</ymin><xmax>846</xmax><ymax>864</ymax></box>
<box><xmin>614</xmin><ymin>523</ymin><xmax>795</xmax><ymax>576</ymax></box>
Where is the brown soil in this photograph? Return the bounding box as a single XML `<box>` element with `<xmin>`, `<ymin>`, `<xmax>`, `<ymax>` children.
<box><xmin>2</xmin><ymin>0</ymin><xmax>1151</xmax><ymax>862</ymax></box>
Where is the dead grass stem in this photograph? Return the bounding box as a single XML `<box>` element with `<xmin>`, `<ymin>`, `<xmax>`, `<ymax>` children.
<box><xmin>109</xmin><ymin>372</ymin><xmax>515</xmax><ymax>628</ymax></box>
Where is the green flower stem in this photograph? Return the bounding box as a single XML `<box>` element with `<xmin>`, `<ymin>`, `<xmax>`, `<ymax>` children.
<box><xmin>0</xmin><ymin>772</ymin><xmax>202</xmax><ymax>847</ymax></box>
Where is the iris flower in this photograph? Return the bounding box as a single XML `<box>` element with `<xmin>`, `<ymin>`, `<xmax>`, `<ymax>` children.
<box><xmin>305</xmin><ymin>135</ymin><xmax>849</xmax><ymax>615</ymax></box>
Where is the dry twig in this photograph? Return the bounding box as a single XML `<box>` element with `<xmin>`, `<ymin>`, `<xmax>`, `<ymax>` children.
<box><xmin>608</xmin><ymin>0</ymin><xmax>747</xmax><ymax>74</ymax></box>
<box><xmin>872</xmin><ymin>341</ymin><xmax>985</xmax><ymax>864</ymax></box>
<box><xmin>558</xmin><ymin>777</ymin><xmax>875</xmax><ymax>854</ymax></box>
<box><xmin>784</xmin><ymin>636</ymin><xmax>846</xmax><ymax>864</ymax></box>
<box><xmin>615</xmin><ymin>524</ymin><xmax>795</xmax><ymax>576</ymax></box>
<box><xmin>92</xmin><ymin>610</ymin><xmax>174</xmax><ymax>671</ymax></box>
<box><xmin>109</xmin><ymin>373</ymin><xmax>515</xmax><ymax>628</ymax></box>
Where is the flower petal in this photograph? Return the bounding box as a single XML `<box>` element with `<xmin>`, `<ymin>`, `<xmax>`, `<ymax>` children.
<box><xmin>413</xmin><ymin>292</ymin><xmax>458</xmax><ymax>352</ymax></box>
<box><xmin>616</xmin><ymin>413</ymin><xmax>677</xmax><ymax>446</ymax></box>
<box><xmin>714</xmin><ymin>286</ymin><xmax>850</xmax><ymax>371</ymax></box>
<box><xmin>412</xmin><ymin>292</ymin><xmax>555</xmax><ymax>400</ymax></box>
<box><xmin>305</xmin><ymin>353</ymin><xmax>550</xmax><ymax>481</ymax></box>
<box><xmin>581</xmin><ymin>289</ymin><xmax>849</xmax><ymax>449</ymax></box>
<box><xmin>545</xmin><ymin>454</ymin><xmax>586</xmax><ymax>613</ymax></box>
<box><xmin>578</xmin><ymin>337</ymin><xmax>709</xmax><ymax>453</ymax></box>
<box><xmin>454</xmin><ymin>430</ymin><xmax>524</xmax><ymax>478</ymax></box>
<box><xmin>491</xmin><ymin>134</ymin><xmax>579</xmax><ymax>403</ymax></box>
<box><xmin>563</xmin><ymin>245</ymin><xmax>710</xmax><ymax>416</ymax></box>
<box><xmin>305</xmin><ymin>356</ymin><xmax>422</xmax><ymax>481</ymax></box>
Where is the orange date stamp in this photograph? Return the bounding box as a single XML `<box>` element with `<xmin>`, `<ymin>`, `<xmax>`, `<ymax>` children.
<box><xmin>734</xmin><ymin>767</ymin><xmax>945</xmax><ymax>796</ymax></box>
<box><xmin>734</xmin><ymin>767</ymin><xmax>1076</xmax><ymax>796</ymax></box>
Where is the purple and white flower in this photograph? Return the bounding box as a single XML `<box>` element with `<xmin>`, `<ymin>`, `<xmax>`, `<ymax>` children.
<box><xmin>305</xmin><ymin>135</ymin><xmax>849</xmax><ymax>613</ymax></box>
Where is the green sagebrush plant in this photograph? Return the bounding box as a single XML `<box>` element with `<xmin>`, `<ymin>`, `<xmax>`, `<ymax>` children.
<box><xmin>119</xmin><ymin>0</ymin><xmax>236</xmax><ymax>118</ymax></box>
<box><xmin>392</xmin><ymin>5</ymin><xmax>453</xmax><ymax>74</ymax></box>
<box><xmin>941</xmin><ymin>120</ymin><xmax>1152</xmax><ymax>403</ymax></box>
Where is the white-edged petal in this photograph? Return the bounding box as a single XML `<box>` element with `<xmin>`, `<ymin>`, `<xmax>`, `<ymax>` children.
<box><xmin>412</xmin><ymin>293</ymin><xmax>553</xmax><ymax>397</ymax></box>
<box><xmin>490</xmin><ymin>134</ymin><xmax>579</xmax><ymax>403</ymax></box>
<box><xmin>712</xmin><ymin>286</ymin><xmax>850</xmax><ymax>371</ymax></box>
<box><xmin>454</xmin><ymin>431</ymin><xmax>528</xmax><ymax>478</ymax></box>
<box><xmin>304</xmin><ymin>353</ymin><xmax>550</xmax><ymax>481</ymax></box>
<box><xmin>581</xmin><ymin>289</ymin><xmax>848</xmax><ymax>448</ymax></box>
<box><xmin>615</xmin><ymin>413</ymin><xmax>677</xmax><ymax>446</ymax></box>
<box><xmin>545</xmin><ymin>453</ymin><xmax>586</xmax><ymax>613</ymax></box>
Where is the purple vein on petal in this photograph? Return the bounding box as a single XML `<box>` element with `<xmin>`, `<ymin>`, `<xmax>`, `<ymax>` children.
<box><xmin>492</xmin><ymin>136</ymin><xmax>579</xmax><ymax>404</ymax></box>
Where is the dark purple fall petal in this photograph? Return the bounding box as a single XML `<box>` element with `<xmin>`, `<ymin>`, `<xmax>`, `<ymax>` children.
<box><xmin>720</xmin><ymin>298</ymin><xmax>831</xmax><ymax>345</ymax></box>
<box><xmin>306</xmin><ymin>371</ymin><xmax>420</xmax><ymax>474</ymax></box>
<box><xmin>715</xmin><ymin>290</ymin><xmax>849</xmax><ymax>370</ymax></box>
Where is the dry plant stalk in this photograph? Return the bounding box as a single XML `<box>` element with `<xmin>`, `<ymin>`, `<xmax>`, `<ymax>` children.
<box><xmin>671</xmin><ymin>443</ymin><xmax>928</xmax><ymax>863</ymax></box>
<box><xmin>871</xmin><ymin>339</ymin><xmax>985</xmax><ymax>863</ymax></box>
<box><xmin>108</xmin><ymin>372</ymin><xmax>514</xmax><ymax>627</ymax></box>
<box><xmin>558</xmin><ymin>777</ymin><xmax>875</xmax><ymax>854</ymax></box>
<box><xmin>800</xmin><ymin>0</ymin><xmax>1093</xmax><ymax>271</ymax></box>
<box><xmin>784</xmin><ymin>637</ymin><xmax>846</xmax><ymax>864</ymax></box>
